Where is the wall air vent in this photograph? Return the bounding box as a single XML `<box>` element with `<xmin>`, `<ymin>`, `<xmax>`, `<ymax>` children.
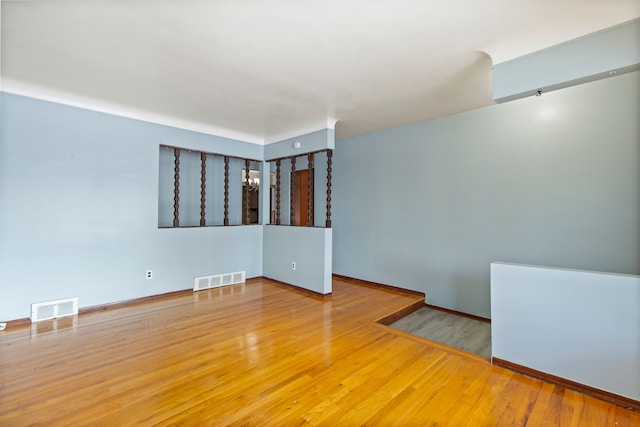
<box><xmin>194</xmin><ymin>271</ymin><xmax>245</xmax><ymax>292</ymax></box>
<box><xmin>31</xmin><ymin>297</ymin><xmax>79</xmax><ymax>322</ymax></box>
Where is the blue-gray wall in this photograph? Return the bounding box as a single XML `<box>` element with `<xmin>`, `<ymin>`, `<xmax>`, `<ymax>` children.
<box><xmin>0</xmin><ymin>93</ymin><xmax>263</xmax><ymax>321</ymax></box>
<box><xmin>491</xmin><ymin>262</ymin><xmax>640</xmax><ymax>401</ymax></box>
<box><xmin>3</xmin><ymin>71</ymin><xmax>638</xmax><ymax>322</ymax></box>
<box><xmin>333</xmin><ymin>71</ymin><xmax>640</xmax><ymax>318</ymax></box>
<box><xmin>261</xmin><ymin>129</ymin><xmax>334</xmax><ymax>291</ymax></box>
<box><xmin>0</xmin><ymin>95</ymin><xmax>334</xmax><ymax>321</ymax></box>
<box><xmin>263</xmin><ymin>226</ymin><xmax>332</xmax><ymax>294</ymax></box>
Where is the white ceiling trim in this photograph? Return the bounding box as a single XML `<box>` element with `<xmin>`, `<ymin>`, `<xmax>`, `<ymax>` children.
<box><xmin>265</xmin><ymin>117</ymin><xmax>338</xmax><ymax>145</ymax></box>
<box><xmin>2</xmin><ymin>78</ymin><xmax>266</xmax><ymax>145</ymax></box>
<box><xmin>2</xmin><ymin>1</ymin><xmax>638</xmax><ymax>143</ymax></box>
<box><xmin>3</xmin><ymin>77</ymin><xmax>340</xmax><ymax>146</ymax></box>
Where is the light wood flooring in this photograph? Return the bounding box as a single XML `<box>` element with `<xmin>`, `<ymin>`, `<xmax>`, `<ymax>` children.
<box><xmin>1</xmin><ymin>276</ymin><xmax>638</xmax><ymax>426</ymax></box>
<box><xmin>390</xmin><ymin>307</ymin><xmax>492</xmax><ymax>359</ymax></box>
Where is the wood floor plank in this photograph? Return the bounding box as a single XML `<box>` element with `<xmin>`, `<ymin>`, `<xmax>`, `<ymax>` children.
<box><xmin>0</xmin><ymin>277</ymin><xmax>637</xmax><ymax>426</ymax></box>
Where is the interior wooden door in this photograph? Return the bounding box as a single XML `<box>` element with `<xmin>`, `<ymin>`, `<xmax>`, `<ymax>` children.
<box><xmin>291</xmin><ymin>169</ymin><xmax>314</xmax><ymax>226</ymax></box>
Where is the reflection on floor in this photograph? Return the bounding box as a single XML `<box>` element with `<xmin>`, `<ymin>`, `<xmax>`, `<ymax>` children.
<box><xmin>389</xmin><ymin>306</ymin><xmax>492</xmax><ymax>359</ymax></box>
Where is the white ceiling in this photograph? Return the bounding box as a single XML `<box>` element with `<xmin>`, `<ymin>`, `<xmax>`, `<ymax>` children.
<box><xmin>2</xmin><ymin>1</ymin><xmax>638</xmax><ymax>144</ymax></box>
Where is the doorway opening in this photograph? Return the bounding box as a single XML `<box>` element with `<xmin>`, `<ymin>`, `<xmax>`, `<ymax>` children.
<box><xmin>291</xmin><ymin>168</ymin><xmax>314</xmax><ymax>226</ymax></box>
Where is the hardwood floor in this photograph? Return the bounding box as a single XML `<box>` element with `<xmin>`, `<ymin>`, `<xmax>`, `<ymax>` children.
<box><xmin>0</xmin><ymin>276</ymin><xmax>637</xmax><ymax>426</ymax></box>
<box><xmin>390</xmin><ymin>307</ymin><xmax>492</xmax><ymax>359</ymax></box>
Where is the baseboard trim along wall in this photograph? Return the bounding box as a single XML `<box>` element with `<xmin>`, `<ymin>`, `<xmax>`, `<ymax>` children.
<box><xmin>5</xmin><ymin>317</ymin><xmax>31</xmax><ymax>328</ymax></box>
<box><xmin>332</xmin><ymin>274</ymin><xmax>426</xmax><ymax>297</ymax></box>
<box><xmin>3</xmin><ymin>289</ymin><xmax>193</xmax><ymax>329</ymax></box>
<box><xmin>81</xmin><ymin>288</ymin><xmax>193</xmax><ymax>315</ymax></box>
<box><xmin>2</xmin><ymin>277</ymin><xmax>265</xmax><ymax>329</ymax></box>
<box><xmin>376</xmin><ymin>301</ymin><xmax>426</xmax><ymax>325</ymax></box>
<box><xmin>261</xmin><ymin>276</ymin><xmax>332</xmax><ymax>300</ymax></box>
<box><xmin>7</xmin><ymin>275</ymin><xmax>431</xmax><ymax>328</ymax></box>
<box><xmin>492</xmin><ymin>357</ymin><xmax>640</xmax><ymax>412</ymax></box>
<box><xmin>333</xmin><ymin>274</ymin><xmax>491</xmax><ymax>324</ymax></box>
<box><xmin>426</xmin><ymin>304</ymin><xmax>491</xmax><ymax>323</ymax></box>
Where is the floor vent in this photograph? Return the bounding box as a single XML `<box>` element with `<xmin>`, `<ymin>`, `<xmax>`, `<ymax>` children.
<box><xmin>194</xmin><ymin>271</ymin><xmax>245</xmax><ymax>292</ymax></box>
<box><xmin>31</xmin><ymin>297</ymin><xmax>79</xmax><ymax>322</ymax></box>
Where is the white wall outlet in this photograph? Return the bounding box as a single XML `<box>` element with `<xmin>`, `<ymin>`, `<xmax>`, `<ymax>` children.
<box><xmin>291</xmin><ymin>261</ymin><xmax>296</xmax><ymax>270</ymax></box>
<box><xmin>146</xmin><ymin>270</ymin><xmax>153</xmax><ymax>279</ymax></box>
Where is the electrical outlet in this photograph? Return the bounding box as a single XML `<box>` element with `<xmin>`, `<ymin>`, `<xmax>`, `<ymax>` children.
<box><xmin>146</xmin><ymin>270</ymin><xmax>153</xmax><ymax>279</ymax></box>
<box><xmin>291</xmin><ymin>261</ymin><xmax>296</xmax><ymax>270</ymax></box>
<box><xmin>0</xmin><ymin>323</ymin><xmax>6</xmax><ymax>331</ymax></box>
